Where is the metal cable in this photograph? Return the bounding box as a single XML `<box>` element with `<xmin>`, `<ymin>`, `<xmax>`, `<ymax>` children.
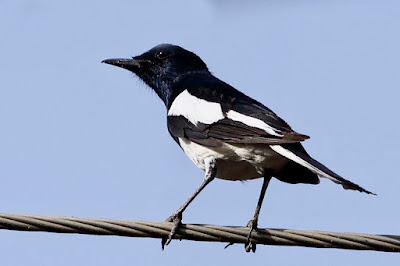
<box><xmin>0</xmin><ymin>213</ymin><xmax>399</xmax><ymax>252</ymax></box>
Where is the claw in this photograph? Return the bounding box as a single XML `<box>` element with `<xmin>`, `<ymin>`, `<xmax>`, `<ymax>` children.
<box><xmin>224</xmin><ymin>242</ymin><xmax>234</xmax><ymax>249</ymax></box>
<box><xmin>161</xmin><ymin>212</ymin><xmax>182</xmax><ymax>250</ymax></box>
<box><xmin>245</xmin><ymin>219</ymin><xmax>257</xmax><ymax>253</ymax></box>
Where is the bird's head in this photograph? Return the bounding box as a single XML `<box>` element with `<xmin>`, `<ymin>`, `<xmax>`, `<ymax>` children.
<box><xmin>102</xmin><ymin>44</ymin><xmax>209</xmax><ymax>106</ymax></box>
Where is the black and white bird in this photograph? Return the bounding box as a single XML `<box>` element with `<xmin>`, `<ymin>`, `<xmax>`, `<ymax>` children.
<box><xmin>102</xmin><ymin>44</ymin><xmax>374</xmax><ymax>252</ymax></box>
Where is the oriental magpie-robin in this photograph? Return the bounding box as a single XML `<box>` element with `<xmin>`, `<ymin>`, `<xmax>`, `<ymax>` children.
<box><xmin>102</xmin><ymin>44</ymin><xmax>374</xmax><ymax>252</ymax></box>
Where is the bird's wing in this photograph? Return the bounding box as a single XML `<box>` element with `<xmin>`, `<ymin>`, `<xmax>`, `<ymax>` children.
<box><xmin>167</xmin><ymin>82</ymin><xmax>309</xmax><ymax>147</ymax></box>
<box><xmin>212</xmin><ymin>99</ymin><xmax>310</xmax><ymax>142</ymax></box>
<box><xmin>168</xmin><ymin>115</ymin><xmax>307</xmax><ymax>148</ymax></box>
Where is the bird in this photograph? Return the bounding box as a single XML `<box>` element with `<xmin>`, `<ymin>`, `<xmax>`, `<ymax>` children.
<box><xmin>102</xmin><ymin>44</ymin><xmax>374</xmax><ymax>252</ymax></box>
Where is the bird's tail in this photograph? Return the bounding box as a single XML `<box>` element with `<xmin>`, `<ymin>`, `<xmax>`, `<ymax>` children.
<box><xmin>270</xmin><ymin>144</ymin><xmax>375</xmax><ymax>195</ymax></box>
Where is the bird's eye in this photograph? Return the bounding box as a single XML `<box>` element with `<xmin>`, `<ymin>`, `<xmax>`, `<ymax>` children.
<box><xmin>155</xmin><ymin>48</ymin><xmax>171</xmax><ymax>60</ymax></box>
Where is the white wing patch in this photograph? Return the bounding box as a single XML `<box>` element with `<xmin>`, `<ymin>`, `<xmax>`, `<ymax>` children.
<box><xmin>168</xmin><ymin>90</ymin><xmax>224</xmax><ymax>125</ymax></box>
<box><xmin>227</xmin><ymin>110</ymin><xmax>283</xmax><ymax>137</ymax></box>
<box><xmin>169</xmin><ymin>90</ymin><xmax>283</xmax><ymax>137</ymax></box>
<box><xmin>270</xmin><ymin>145</ymin><xmax>339</xmax><ymax>183</ymax></box>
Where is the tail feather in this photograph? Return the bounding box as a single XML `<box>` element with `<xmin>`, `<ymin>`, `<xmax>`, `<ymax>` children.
<box><xmin>270</xmin><ymin>144</ymin><xmax>375</xmax><ymax>195</ymax></box>
<box><xmin>274</xmin><ymin>161</ymin><xmax>320</xmax><ymax>185</ymax></box>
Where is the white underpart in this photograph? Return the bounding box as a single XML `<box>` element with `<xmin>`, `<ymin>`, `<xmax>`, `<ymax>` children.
<box><xmin>178</xmin><ymin>137</ymin><xmax>224</xmax><ymax>171</ymax></box>
<box><xmin>178</xmin><ymin>137</ymin><xmax>287</xmax><ymax>180</ymax></box>
<box><xmin>227</xmin><ymin>110</ymin><xmax>283</xmax><ymax>137</ymax></box>
<box><xmin>168</xmin><ymin>90</ymin><xmax>224</xmax><ymax>125</ymax></box>
<box><xmin>270</xmin><ymin>145</ymin><xmax>338</xmax><ymax>182</ymax></box>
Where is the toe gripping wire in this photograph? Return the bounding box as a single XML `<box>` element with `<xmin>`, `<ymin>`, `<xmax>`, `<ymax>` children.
<box><xmin>0</xmin><ymin>213</ymin><xmax>399</xmax><ymax>252</ymax></box>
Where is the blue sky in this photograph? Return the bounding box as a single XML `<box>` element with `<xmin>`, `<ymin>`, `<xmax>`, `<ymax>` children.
<box><xmin>1</xmin><ymin>0</ymin><xmax>399</xmax><ymax>265</ymax></box>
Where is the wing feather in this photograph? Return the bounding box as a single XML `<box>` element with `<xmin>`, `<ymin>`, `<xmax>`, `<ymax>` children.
<box><xmin>168</xmin><ymin>75</ymin><xmax>309</xmax><ymax>146</ymax></box>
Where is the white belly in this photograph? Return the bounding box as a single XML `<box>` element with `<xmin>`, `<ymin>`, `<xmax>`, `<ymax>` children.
<box><xmin>178</xmin><ymin>138</ymin><xmax>288</xmax><ymax>180</ymax></box>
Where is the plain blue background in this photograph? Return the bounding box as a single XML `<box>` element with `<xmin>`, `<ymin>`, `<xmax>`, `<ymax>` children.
<box><xmin>1</xmin><ymin>0</ymin><xmax>399</xmax><ymax>265</ymax></box>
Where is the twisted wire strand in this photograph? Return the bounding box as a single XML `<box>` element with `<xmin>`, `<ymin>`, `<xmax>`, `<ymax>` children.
<box><xmin>0</xmin><ymin>213</ymin><xmax>399</xmax><ymax>252</ymax></box>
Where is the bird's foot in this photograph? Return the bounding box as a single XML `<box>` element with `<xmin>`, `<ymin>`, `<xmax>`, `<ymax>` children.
<box><xmin>245</xmin><ymin>219</ymin><xmax>258</xmax><ymax>253</ymax></box>
<box><xmin>161</xmin><ymin>211</ymin><xmax>183</xmax><ymax>250</ymax></box>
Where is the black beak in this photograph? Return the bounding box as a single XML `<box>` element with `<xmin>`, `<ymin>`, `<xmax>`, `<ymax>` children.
<box><xmin>102</xmin><ymin>58</ymin><xmax>142</xmax><ymax>69</ymax></box>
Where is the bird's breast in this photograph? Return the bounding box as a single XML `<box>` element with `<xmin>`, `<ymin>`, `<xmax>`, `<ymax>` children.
<box><xmin>177</xmin><ymin>138</ymin><xmax>288</xmax><ymax>180</ymax></box>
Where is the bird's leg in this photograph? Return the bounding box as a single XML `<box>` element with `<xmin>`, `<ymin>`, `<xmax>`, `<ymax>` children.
<box><xmin>161</xmin><ymin>159</ymin><xmax>217</xmax><ymax>250</ymax></box>
<box><xmin>245</xmin><ymin>173</ymin><xmax>272</xmax><ymax>253</ymax></box>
